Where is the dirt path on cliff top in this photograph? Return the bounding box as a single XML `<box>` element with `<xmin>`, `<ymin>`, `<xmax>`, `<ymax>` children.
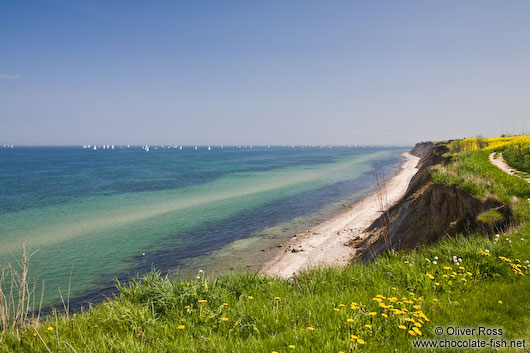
<box><xmin>489</xmin><ymin>153</ymin><xmax>530</xmax><ymax>183</ymax></box>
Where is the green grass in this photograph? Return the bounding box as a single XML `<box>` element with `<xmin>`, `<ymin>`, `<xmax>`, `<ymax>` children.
<box><xmin>477</xmin><ymin>209</ymin><xmax>504</xmax><ymax>225</ymax></box>
<box><xmin>432</xmin><ymin>150</ymin><xmax>530</xmax><ymax>220</ymax></box>
<box><xmin>2</xmin><ymin>147</ymin><xmax>530</xmax><ymax>352</ymax></box>
<box><xmin>504</xmin><ymin>146</ymin><xmax>530</xmax><ymax>174</ymax></box>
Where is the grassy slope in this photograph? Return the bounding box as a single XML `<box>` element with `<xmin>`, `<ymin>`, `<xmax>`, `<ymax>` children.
<box><xmin>504</xmin><ymin>147</ymin><xmax>530</xmax><ymax>175</ymax></box>
<box><xmin>2</xmin><ymin>148</ymin><xmax>530</xmax><ymax>352</ymax></box>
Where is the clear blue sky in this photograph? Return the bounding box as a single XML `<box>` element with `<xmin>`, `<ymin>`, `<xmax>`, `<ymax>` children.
<box><xmin>1</xmin><ymin>0</ymin><xmax>530</xmax><ymax>145</ymax></box>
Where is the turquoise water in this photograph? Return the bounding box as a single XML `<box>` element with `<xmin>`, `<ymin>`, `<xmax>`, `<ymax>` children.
<box><xmin>0</xmin><ymin>146</ymin><xmax>406</xmax><ymax>308</ymax></box>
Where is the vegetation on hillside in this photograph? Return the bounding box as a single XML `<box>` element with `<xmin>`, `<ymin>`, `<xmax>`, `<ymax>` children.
<box><xmin>2</xmin><ymin>138</ymin><xmax>530</xmax><ymax>352</ymax></box>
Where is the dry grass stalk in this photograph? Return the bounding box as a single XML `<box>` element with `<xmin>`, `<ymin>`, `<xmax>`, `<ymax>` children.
<box><xmin>373</xmin><ymin>164</ymin><xmax>392</xmax><ymax>252</ymax></box>
<box><xmin>0</xmin><ymin>242</ymin><xmax>39</xmax><ymax>331</ymax></box>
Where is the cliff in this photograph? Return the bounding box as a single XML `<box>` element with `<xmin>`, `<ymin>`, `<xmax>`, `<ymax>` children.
<box><xmin>357</xmin><ymin>141</ymin><xmax>509</xmax><ymax>262</ymax></box>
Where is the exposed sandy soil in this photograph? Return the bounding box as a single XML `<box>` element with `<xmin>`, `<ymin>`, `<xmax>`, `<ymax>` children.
<box><xmin>262</xmin><ymin>152</ymin><xmax>420</xmax><ymax>278</ymax></box>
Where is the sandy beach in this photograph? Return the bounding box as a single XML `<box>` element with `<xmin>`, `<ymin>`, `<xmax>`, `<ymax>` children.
<box><xmin>262</xmin><ymin>152</ymin><xmax>420</xmax><ymax>278</ymax></box>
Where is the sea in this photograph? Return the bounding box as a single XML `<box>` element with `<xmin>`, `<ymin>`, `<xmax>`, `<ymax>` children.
<box><xmin>0</xmin><ymin>145</ymin><xmax>408</xmax><ymax>309</ymax></box>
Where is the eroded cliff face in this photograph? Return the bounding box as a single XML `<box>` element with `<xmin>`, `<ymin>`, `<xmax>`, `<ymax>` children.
<box><xmin>357</xmin><ymin>142</ymin><xmax>509</xmax><ymax>262</ymax></box>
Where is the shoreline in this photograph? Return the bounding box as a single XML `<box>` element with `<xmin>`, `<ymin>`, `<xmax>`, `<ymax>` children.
<box><xmin>261</xmin><ymin>151</ymin><xmax>420</xmax><ymax>278</ymax></box>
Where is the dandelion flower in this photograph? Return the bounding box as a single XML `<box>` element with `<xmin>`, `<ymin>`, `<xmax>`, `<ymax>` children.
<box><xmin>338</xmin><ymin>304</ymin><xmax>345</xmax><ymax>307</ymax></box>
<box><xmin>288</xmin><ymin>345</ymin><xmax>296</xmax><ymax>349</ymax></box>
<box><xmin>223</xmin><ymin>303</ymin><xmax>229</xmax><ymax>306</ymax></box>
<box><xmin>350</xmin><ymin>334</ymin><xmax>358</xmax><ymax>341</ymax></box>
<box><xmin>425</xmin><ymin>258</ymin><xmax>431</xmax><ymax>263</ymax></box>
<box><xmin>426</xmin><ymin>273</ymin><xmax>435</xmax><ymax>280</ymax></box>
<box><xmin>47</xmin><ymin>327</ymin><xmax>53</xmax><ymax>331</ymax></box>
<box><xmin>347</xmin><ymin>318</ymin><xmax>354</xmax><ymax>323</ymax></box>
<box><xmin>357</xmin><ymin>339</ymin><xmax>366</xmax><ymax>344</ymax></box>
<box><xmin>333</xmin><ymin>308</ymin><xmax>340</xmax><ymax>312</ymax></box>
<box><xmin>365</xmin><ymin>324</ymin><xmax>372</xmax><ymax>329</ymax></box>
<box><xmin>198</xmin><ymin>299</ymin><xmax>207</xmax><ymax>303</ymax></box>
<box><xmin>307</xmin><ymin>326</ymin><xmax>315</xmax><ymax>331</ymax></box>
<box><xmin>221</xmin><ymin>317</ymin><xmax>229</xmax><ymax>322</ymax></box>
<box><xmin>498</xmin><ymin>300</ymin><xmax>503</xmax><ymax>304</ymax></box>
<box><xmin>178</xmin><ymin>325</ymin><xmax>185</xmax><ymax>330</ymax></box>
<box><xmin>369</xmin><ymin>312</ymin><xmax>377</xmax><ymax>316</ymax></box>
<box><xmin>381</xmin><ymin>313</ymin><xmax>388</xmax><ymax>318</ymax></box>
<box><xmin>274</xmin><ymin>297</ymin><xmax>281</xmax><ymax>300</ymax></box>
<box><xmin>408</xmin><ymin>330</ymin><xmax>416</xmax><ymax>336</ymax></box>
<box><xmin>392</xmin><ymin>287</ymin><xmax>397</xmax><ymax>291</ymax></box>
<box><xmin>413</xmin><ymin>327</ymin><xmax>422</xmax><ymax>336</ymax></box>
<box><xmin>433</xmin><ymin>298</ymin><xmax>439</xmax><ymax>302</ymax></box>
<box><xmin>248</xmin><ymin>296</ymin><xmax>254</xmax><ymax>300</ymax></box>
<box><xmin>398</xmin><ymin>325</ymin><xmax>407</xmax><ymax>330</ymax></box>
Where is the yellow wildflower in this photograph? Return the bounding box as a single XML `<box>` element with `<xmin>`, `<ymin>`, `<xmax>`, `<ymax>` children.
<box><xmin>47</xmin><ymin>327</ymin><xmax>53</xmax><ymax>331</ymax></box>
<box><xmin>288</xmin><ymin>345</ymin><xmax>296</xmax><ymax>349</ymax></box>
<box><xmin>425</xmin><ymin>258</ymin><xmax>431</xmax><ymax>263</ymax></box>
<box><xmin>413</xmin><ymin>327</ymin><xmax>422</xmax><ymax>336</ymax></box>
<box><xmin>408</xmin><ymin>330</ymin><xmax>416</xmax><ymax>336</ymax></box>
<box><xmin>198</xmin><ymin>299</ymin><xmax>207</xmax><ymax>303</ymax></box>
<box><xmin>357</xmin><ymin>338</ymin><xmax>366</xmax><ymax>344</ymax></box>
<box><xmin>248</xmin><ymin>296</ymin><xmax>254</xmax><ymax>300</ymax></box>
<box><xmin>274</xmin><ymin>297</ymin><xmax>281</xmax><ymax>300</ymax></box>
<box><xmin>221</xmin><ymin>317</ymin><xmax>229</xmax><ymax>322</ymax></box>
<box><xmin>347</xmin><ymin>318</ymin><xmax>354</xmax><ymax>323</ymax></box>
<box><xmin>365</xmin><ymin>324</ymin><xmax>372</xmax><ymax>329</ymax></box>
<box><xmin>307</xmin><ymin>326</ymin><xmax>315</xmax><ymax>331</ymax></box>
<box><xmin>498</xmin><ymin>300</ymin><xmax>503</xmax><ymax>304</ymax></box>
<box><xmin>426</xmin><ymin>273</ymin><xmax>435</xmax><ymax>280</ymax></box>
<box><xmin>178</xmin><ymin>325</ymin><xmax>185</xmax><ymax>330</ymax></box>
<box><xmin>369</xmin><ymin>312</ymin><xmax>377</xmax><ymax>316</ymax></box>
<box><xmin>398</xmin><ymin>325</ymin><xmax>407</xmax><ymax>330</ymax></box>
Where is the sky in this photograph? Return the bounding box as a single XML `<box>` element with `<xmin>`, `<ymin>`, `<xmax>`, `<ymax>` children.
<box><xmin>1</xmin><ymin>0</ymin><xmax>530</xmax><ymax>146</ymax></box>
